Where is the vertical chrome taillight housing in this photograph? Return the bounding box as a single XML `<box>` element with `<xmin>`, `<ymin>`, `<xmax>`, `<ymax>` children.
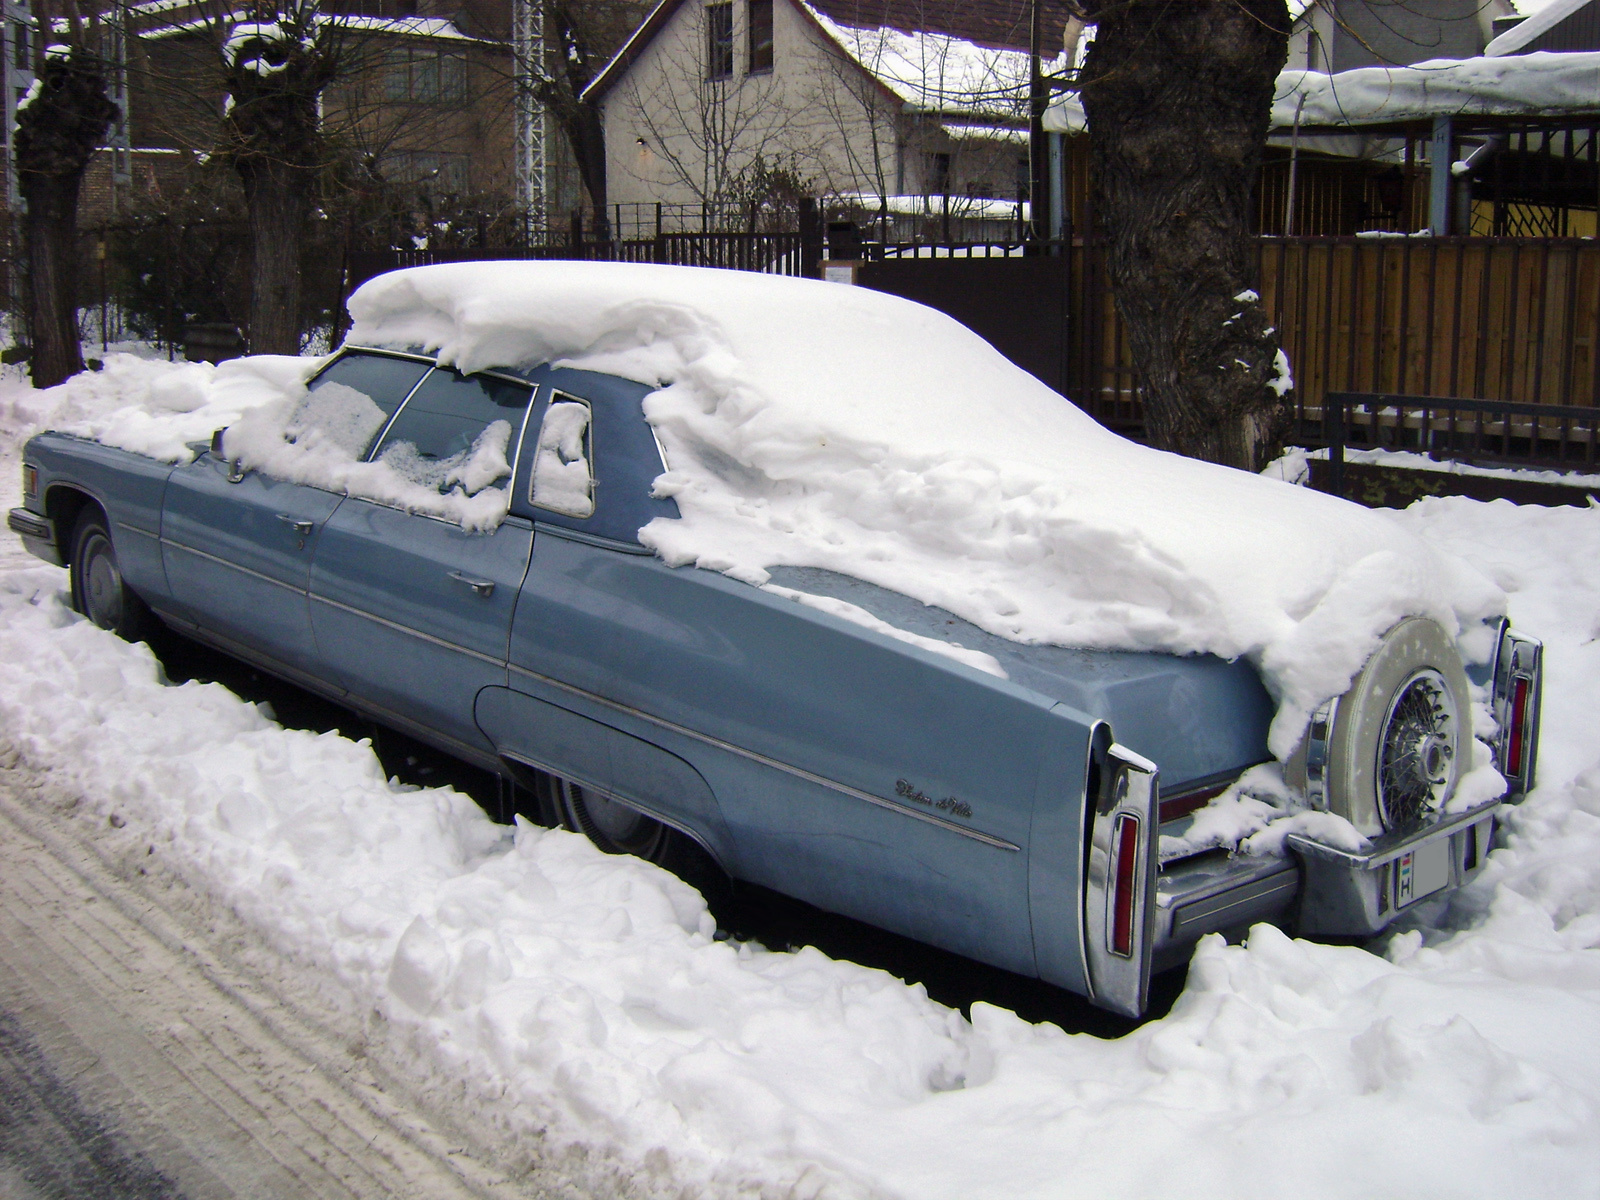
<box><xmin>1084</xmin><ymin>742</ymin><xmax>1160</xmax><ymax>1018</ymax></box>
<box><xmin>1492</xmin><ymin>621</ymin><xmax>1543</xmax><ymax>800</ymax></box>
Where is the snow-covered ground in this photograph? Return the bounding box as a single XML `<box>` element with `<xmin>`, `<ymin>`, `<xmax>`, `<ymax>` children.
<box><xmin>1</xmin><ymin>358</ymin><xmax>1597</xmax><ymax>1195</ymax></box>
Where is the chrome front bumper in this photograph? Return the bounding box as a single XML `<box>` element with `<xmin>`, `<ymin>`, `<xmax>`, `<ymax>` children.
<box><xmin>6</xmin><ymin>507</ymin><xmax>60</xmax><ymax>566</ymax></box>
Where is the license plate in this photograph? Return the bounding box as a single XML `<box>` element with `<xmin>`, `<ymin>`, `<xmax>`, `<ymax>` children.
<box><xmin>1394</xmin><ymin>838</ymin><xmax>1452</xmax><ymax>907</ymax></box>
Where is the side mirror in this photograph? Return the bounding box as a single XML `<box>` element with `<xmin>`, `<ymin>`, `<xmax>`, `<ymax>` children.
<box><xmin>210</xmin><ymin>428</ymin><xmax>227</xmax><ymax>458</ymax></box>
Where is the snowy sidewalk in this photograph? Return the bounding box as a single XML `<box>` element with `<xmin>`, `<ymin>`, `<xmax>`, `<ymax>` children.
<box><xmin>0</xmin><ymin>778</ymin><xmax>542</xmax><ymax>1200</ymax></box>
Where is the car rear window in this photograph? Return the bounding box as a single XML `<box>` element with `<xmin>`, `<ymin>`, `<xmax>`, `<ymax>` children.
<box><xmin>371</xmin><ymin>368</ymin><xmax>533</xmax><ymax>495</ymax></box>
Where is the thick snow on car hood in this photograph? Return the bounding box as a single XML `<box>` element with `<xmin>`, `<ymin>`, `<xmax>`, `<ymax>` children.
<box><xmin>348</xmin><ymin>261</ymin><xmax>1502</xmax><ymax>756</ymax></box>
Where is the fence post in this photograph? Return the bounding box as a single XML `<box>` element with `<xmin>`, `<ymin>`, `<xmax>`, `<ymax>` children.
<box><xmin>798</xmin><ymin>197</ymin><xmax>822</xmax><ymax>279</ymax></box>
<box><xmin>1324</xmin><ymin>391</ymin><xmax>1348</xmax><ymax>498</ymax></box>
<box><xmin>653</xmin><ymin>202</ymin><xmax>665</xmax><ymax>264</ymax></box>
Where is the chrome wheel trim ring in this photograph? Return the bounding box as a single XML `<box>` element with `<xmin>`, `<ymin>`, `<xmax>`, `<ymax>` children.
<box><xmin>1376</xmin><ymin>667</ymin><xmax>1459</xmax><ymax>833</ymax></box>
<box><xmin>82</xmin><ymin>532</ymin><xmax>124</xmax><ymax>630</ymax></box>
<box><xmin>563</xmin><ymin>781</ymin><xmax>668</xmax><ymax>859</ymax></box>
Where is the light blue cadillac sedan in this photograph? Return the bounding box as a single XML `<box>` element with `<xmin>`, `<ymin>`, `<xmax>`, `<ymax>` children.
<box><xmin>8</xmin><ymin>336</ymin><xmax>1544</xmax><ymax>1019</ymax></box>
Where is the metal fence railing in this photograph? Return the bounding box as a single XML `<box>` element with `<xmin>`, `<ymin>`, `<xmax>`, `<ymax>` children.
<box><xmin>1321</xmin><ymin>392</ymin><xmax>1600</xmax><ymax>497</ymax></box>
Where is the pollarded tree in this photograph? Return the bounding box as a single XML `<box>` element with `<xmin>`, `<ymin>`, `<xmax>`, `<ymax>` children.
<box><xmin>14</xmin><ymin>5</ymin><xmax>118</xmax><ymax>388</ymax></box>
<box><xmin>220</xmin><ymin>1</ymin><xmax>339</xmax><ymax>355</ymax></box>
<box><xmin>1073</xmin><ymin>0</ymin><xmax>1293</xmax><ymax>471</ymax></box>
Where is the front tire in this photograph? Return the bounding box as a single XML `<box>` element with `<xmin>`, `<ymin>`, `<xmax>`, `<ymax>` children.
<box><xmin>69</xmin><ymin>508</ymin><xmax>153</xmax><ymax>642</ymax></box>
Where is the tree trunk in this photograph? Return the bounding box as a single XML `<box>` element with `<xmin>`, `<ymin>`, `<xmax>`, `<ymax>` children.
<box><xmin>13</xmin><ymin>49</ymin><xmax>117</xmax><ymax>389</ymax></box>
<box><xmin>1079</xmin><ymin>0</ymin><xmax>1292</xmax><ymax>471</ymax></box>
<box><xmin>19</xmin><ymin>173</ymin><xmax>86</xmax><ymax>388</ymax></box>
<box><xmin>238</xmin><ymin>156</ymin><xmax>309</xmax><ymax>355</ymax></box>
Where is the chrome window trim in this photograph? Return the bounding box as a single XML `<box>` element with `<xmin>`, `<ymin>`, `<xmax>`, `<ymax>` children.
<box><xmin>506</xmin><ymin>660</ymin><xmax>1019</xmax><ymax>852</ymax></box>
<box><xmin>531</xmin><ymin>521</ymin><xmax>654</xmax><ymax>556</ymax></box>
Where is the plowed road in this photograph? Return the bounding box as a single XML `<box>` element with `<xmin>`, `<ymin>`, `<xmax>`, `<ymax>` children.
<box><xmin>0</xmin><ymin>779</ymin><xmax>546</xmax><ymax>1200</ymax></box>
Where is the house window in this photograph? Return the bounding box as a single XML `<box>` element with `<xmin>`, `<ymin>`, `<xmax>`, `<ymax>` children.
<box><xmin>14</xmin><ymin>23</ymin><xmax>28</xmax><ymax>70</ymax></box>
<box><xmin>383</xmin><ymin>150</ymin><xmax>471</xmax><ymax>196</ymax></box>
<box><xmin>1016</xmin><ymin>156</ymin><xmax>1030</xmax><ymax>202</ymax></box>
<box><xmin>384</xmin><ymin>48</ymin><xmax>468</xmax><ymax>104</ymax></box>
<box><xmin>747</xmin><ymin>0</ymin><xmax>773</xmax><ymax>73</ymax></box>
<box><xmin>706</xmin><ymin>2</ymin><xmax>734</xmax><ymax>80</ymax></box>
<box><xmin>930</xmin><ymin>152</ymin><xmax>951</xmax><ymax>196</ymax></box>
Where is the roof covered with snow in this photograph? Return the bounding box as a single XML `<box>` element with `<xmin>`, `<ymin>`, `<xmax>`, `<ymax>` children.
<box><xmin>1486</xmin><ymin>0</ymin><xmax>1600</xmax><ymax>54</ymax></box>
<box><xmin>1045</xmin><ymin>51</ymin><xmax>1600</xmax><ymax>133</ymax></box>
<box><xmin>584</xmin><ymin>0</ymin><xmax>1068</xmax><ymax>118</ymax></box>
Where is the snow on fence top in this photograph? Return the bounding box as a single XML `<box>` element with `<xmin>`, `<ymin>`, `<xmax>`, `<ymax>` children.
<box><xmin>1045</xmin><ymin>51</ymin><xmax>1600</xmax><ymax>133</ymax></box>
<box><xmin>346</xmin><ymin>260</ymin><xmax>1503</xmax><ymax>758</ymax></box>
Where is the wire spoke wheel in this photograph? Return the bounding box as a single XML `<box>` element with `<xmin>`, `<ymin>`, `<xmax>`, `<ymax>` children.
<box><xmin>1377</xmin><ymin>668</ymin><xmax>1458</xmax><ymax>833</ymax></box>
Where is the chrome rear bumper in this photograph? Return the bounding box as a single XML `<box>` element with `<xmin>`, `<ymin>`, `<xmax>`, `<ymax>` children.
<box><xmin>1289</xmin><ymin>801</ymin><xmax>1497</xmax><ymax>937</ymax></box>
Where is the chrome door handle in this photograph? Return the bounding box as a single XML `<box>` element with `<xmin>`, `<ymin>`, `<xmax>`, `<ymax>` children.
<box><xmin>448</xmin><ymin>571</ymin><xmax>495</xmax><ymax>597</ymax></box>
<box><xmin>276</xmin><ymin>515</ymin><xmax>315</xmax><ymax>535</ymax></box>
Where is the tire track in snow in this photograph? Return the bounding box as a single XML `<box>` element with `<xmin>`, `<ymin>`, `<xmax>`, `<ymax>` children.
<box><xmin>0</xmin><ymin>778</ymin><xmax>561</xmax><ymax>1200</ymax></box>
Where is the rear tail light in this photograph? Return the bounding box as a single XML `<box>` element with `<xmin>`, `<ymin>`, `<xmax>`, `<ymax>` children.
<box><xmin>1506</xmin><ymin>676</ymin><xmax>1530</xmax><ymax>778</ymax></box>
<box><xmin>1110</xmin><ymin>813</ymin><xmax>1140</xmax><ymax>957</ymax></box>
<box><xmin>1084</xmin><ymin>741</ymin><xmax>1159</xmax><ymax>1017</ymax></box>
<box><xmin>1492</xmin><ymin>624</ymin><xmax>1542</xmax><ymax>797</ymax></box>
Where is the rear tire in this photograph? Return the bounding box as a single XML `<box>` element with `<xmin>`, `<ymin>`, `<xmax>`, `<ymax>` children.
<box><xmin>554</xmin><ymin>776</ymin><xmax>731</xmax><ymax>908</ymax></box>
<box><xmin>69</xmin><ymin>508</ymin><xmax>154</xmax><ymax>642</ymax></box>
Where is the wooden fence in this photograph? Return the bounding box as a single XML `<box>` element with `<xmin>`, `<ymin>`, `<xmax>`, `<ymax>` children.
<box><xmin>1069</xmin><ymin>236</ymin><xmax>1600</xmax><ymax>437</ymax></box>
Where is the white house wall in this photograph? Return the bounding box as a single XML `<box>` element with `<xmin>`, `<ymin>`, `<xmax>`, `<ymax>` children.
<box><xmin>602</xmin><ymin>0</ymin><xmax>1030</xmax><ymax>209</ymax></box>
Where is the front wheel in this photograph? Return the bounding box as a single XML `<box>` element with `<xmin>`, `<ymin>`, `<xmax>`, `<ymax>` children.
<box><xmin>69</xmin><ymin>508</ymin><xmax>154</xmax><ymax>642</ymax></box>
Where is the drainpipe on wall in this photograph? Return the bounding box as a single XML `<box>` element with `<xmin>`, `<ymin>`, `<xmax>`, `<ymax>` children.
<box><xmin>1429</xmin><ymin>115</ymin><xmax>1453</xmax><ymax>235</ymax></box>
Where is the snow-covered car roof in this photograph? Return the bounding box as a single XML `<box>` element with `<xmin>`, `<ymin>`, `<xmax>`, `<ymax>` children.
<box><xmin>345</xmin><ymin>261</ymin><xmax>1503</xmax><ymax>757</ymax></box>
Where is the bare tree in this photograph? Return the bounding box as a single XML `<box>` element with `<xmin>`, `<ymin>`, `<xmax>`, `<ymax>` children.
<box><xmin>616</xmin><ymin>6</ymin><xmax>807</xmax><ymax>206</ymax></box>
<box><xmin>1074</xmin><ymin>0</ymin><xmax>1293</xmax><ymax>471</ymax></box>
<box><xmin>14</xmin><ymin>0</ymin><xmax>118</xmax><ymax>387</ymax></box>
<box><xmin>530</xmin><ymin>0</ymin><xmax>652</xmax><ymax>213</ymax></box>
<box><xmin>218</xmin><ymin>1</ymin><xmax>339</xmax><ymax>354</ymax></box>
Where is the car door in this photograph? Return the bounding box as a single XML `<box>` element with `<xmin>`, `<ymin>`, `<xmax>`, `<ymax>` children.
<box><xmin>160</xmin><ymin>350</ymin><xmax>432</xmax><ymax>680</ymax></box>
<box><xmin>307</xmin><ymin>366</ymin><xmax>536</xmax><ymax>764</ymax></box>
<box><xmin>489</xmin><ymin>368</ymin><xmax>1052</xmax><ymax>977</ymax></box>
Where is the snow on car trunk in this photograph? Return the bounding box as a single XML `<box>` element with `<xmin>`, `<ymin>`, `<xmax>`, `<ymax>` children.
<box><xmin>0</xmin><ymin>389</ymin><xmax>1596</xmax><ymax>1197</ymax></box>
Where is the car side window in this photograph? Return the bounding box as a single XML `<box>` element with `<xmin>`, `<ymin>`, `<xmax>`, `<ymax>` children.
<box><xmin>292</xmin><ymin>353</ymin><xmax>431</xmax><ymax>459</ymax></box>
<box><xmin>529</xmin><ymin>394</ymin><xmax>595</xmax><ymax>518</ymax></box>
<box><xmin>371</xmin><ymin>369</ymin><xmax>533</xmax><ymax>495</ymax></box>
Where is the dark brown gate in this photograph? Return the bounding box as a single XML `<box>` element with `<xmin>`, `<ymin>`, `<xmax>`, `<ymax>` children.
<box><xmin>855</xmin><ymin>254</ymin><xmax>1071</xmax><ymax>395</ymax></box>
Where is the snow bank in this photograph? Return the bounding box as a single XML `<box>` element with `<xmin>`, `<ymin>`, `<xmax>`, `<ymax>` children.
<box><xmin>0</xmin><ymin>481</ymin><xmax>1596</xmax><ymax>1197</ymax></box>
<box><xmin>348</xmin><ymin>260</ymin><xmax>1504</xmax><ymax>757</ymax></box>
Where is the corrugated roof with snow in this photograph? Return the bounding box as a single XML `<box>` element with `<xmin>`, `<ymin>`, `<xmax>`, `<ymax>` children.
<box><xmin>1045</xmin><ymin>51</ymin><xmax>1600</xmax><ymax>132</ymax></box>
<box><xmin>1486</xmin><ymin>0</ymin><xmax>1600</xmax><ymax>54</ymax></box>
